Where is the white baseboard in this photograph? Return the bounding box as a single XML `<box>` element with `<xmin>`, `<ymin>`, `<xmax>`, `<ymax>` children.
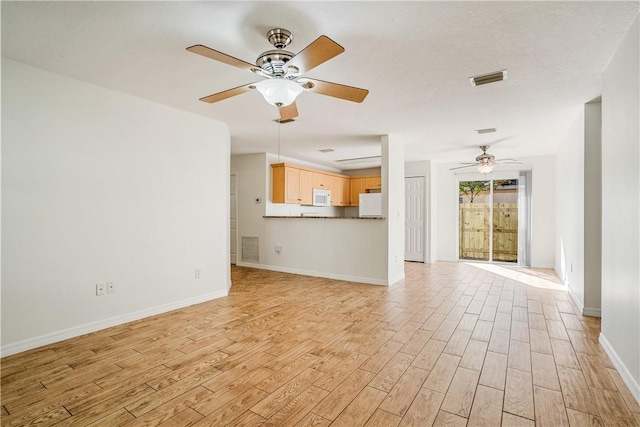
<box><xmin>567</xmin><ymin>284</ymin><xmax>601</xmax><ymax>317</ymax></box>
<box><xmin>1</xmin><ymin>290</ymin><xmax>229</xmax><ymax>358</ymax></box>
<box><xmin>582</xmin><ymin>307</ymin><xmax>601</xmax><ymax>317</ymax></box>
<box><xmin>532</xmin><ymin>263</ymin><xmax>556</xmax><ymax>269</ymax></box>
<box><xmin>599</xmin><ymin>332</ymin><xmax>640</xmax><ymax>405</ymax></box>
<box><xmin>236</xmin><ymin>262</ymin><xmax>393</xmax><ymax>286</ymax></box>
<box><xmin>567</xmin><ymin>285</ymin><xmax>584</xmax><ymax>312</ymax></box>
<box><xmin>389</xmin><ymin>272</ymin><xmax>405</xmax><ymax>286</ymax></box>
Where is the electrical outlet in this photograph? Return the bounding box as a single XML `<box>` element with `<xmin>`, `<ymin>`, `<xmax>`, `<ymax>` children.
<box><xmin>96</xmin><ymin>283</ymin><xmax>106</xmax><ymax>296</ymax></box>
<box><xmin>195</xmin><ymin>268</ymin><xmax>201</xmax><ymax>279</ymax></box>
<box><xmin>275</xmin><ymin>245</ymin><xmax>282</xmax><ymax>254</ymax></box>
<box><xmin>107</xmin><ymin>281</ymin><xmax>114</xmax><ymax>293</ymax></box>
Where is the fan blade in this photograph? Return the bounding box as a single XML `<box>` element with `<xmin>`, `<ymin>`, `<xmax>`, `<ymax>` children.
<box><xmin>199</xmin><ymin>82</ymin><xmax>257</xmax><ymax>104</ymax></box>
<box><xmin>187</xmin><ymin>45</ymin><xmax>258</xmax><ymax>73</ymax></box>
<box><xmin>287</xmin><ymin>36</ymin><xmax>344</xmax><ymax>74</ymax></box>
<box><xmin>301</xmin><ymin>78</ymin><xmax>368</xmax><ymax>103</ymax></box>
<box><xmin>495</xmin><ymin>159</ymin><xmax>520</xmax><ymax>163</ymax></box>
<box><xmin>449</xmin><ymin>164</ymin><xmax>478</xmax><ymax>171</ymax></box>
<box><xmin>279</xmin><ymin>102</ymin><xmax>299</xmax><ymax>121</ymax></box>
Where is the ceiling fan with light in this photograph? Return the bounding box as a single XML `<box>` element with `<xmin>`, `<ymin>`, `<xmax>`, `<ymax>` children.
<box><xmin>187</xmin><ymin>28</ymin><xmax>369</xmax><ymax>122</ymax></box>
<box><xmin>450</xmin><ymin>145</ymin><xmax>520</xmax><ymax>174</ymax></box>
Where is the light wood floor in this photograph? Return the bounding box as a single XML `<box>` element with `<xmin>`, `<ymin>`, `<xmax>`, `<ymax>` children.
<box><xmin>2</xmin><ymin>262</ymin><xmax>639</xmax><ymax>426</ymax></box>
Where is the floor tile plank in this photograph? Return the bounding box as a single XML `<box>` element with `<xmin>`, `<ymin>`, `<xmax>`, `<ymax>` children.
<box><xmin>504</xmin><ymin>368</ymin><xmax>534</xmax><ymax>420</ymax></box>
<box><xmin>468</xmin><ymin>385</ymin><xmax>503</xmax><ymax>427</ymax></box>
<box><xmin>423</xmin><ymin>354</ymin><xmax>461</xmax><ymax>394</ymax></box>
<box><xmin>378</xmin><ymin>366</ymin><xmax>429</xmax><ymax>416</ymax></box>
<box><xmin>440</xmin><ymin>367</ymin><xmax>480</xmax><ymax>418</ymax></box>
<box><xmin>398</xmin><ymin>388</ymin><xmax>444</xmax><ymax>427</ymax></box>
<box><xmin>479</xmin><ymin>351</ymin><xmax>508</xmax><ymax>391</ymax></box>
<box><xmin>533</xmin><ymin>385</ymin><xmax>569</xmax><ymax>427</ymax></box>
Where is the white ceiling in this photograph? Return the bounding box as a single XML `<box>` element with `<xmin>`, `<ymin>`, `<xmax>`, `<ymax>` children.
<box><xmin>2</xmin><ymin>1</ymin><xmax>638</xmax><ymax>170</ymax></box>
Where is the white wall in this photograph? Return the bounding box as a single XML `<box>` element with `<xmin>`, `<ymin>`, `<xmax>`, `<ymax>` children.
<box><xmin>382</xmin><ymin>135</ymin><xmax>405</xmax><ymax>284</ymax></box>
<box><xmin>600</xmin><ymin>15</ymin><xmax>640</xmax><ymax>403</ymax></box>
<box><xmin>584</xmin><ymin>101</ymin><xmax>602</xmax><ymax>314</ymax></box>
<box><xmin>555</xmin><ymin>101</ymin><xmax>603</xmax><ymax>316</ymax></box>
<box><xmin>555</xmin><ymin>109</ymin><xmax>585</xmax><ymax>306</ymax></box>
<box><xmin>2</xmin><ymin>60</ymin><xmax>231</xmax><ymax>355</ymax></box>
<box><xmin>434</xmin><ymin>156</ymin><xmax>555</xmax><ymax>267</ymax></box>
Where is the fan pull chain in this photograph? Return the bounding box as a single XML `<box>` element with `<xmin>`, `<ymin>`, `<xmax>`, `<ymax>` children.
<box><xmin>277</xmin><ymin>121</ymin><xmax>281</xmax><ymax>163</ymax></box>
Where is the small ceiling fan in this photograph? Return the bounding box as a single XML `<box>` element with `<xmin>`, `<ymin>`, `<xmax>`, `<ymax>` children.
<box><xmin>450</xmin><ymin>145</ymin><xmax>520</xmax><ymax>174</ymax></box>
<box><xmin>187</xmin><ymin>28</ymin><xmax>369</xmax><ymax>122</ymax></box>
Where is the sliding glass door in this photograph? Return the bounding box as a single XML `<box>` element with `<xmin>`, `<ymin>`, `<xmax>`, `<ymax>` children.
<box><xmin>459</xmin><ymin>178</ymin><xmax>519</xmax><ymax>263</ymax></box>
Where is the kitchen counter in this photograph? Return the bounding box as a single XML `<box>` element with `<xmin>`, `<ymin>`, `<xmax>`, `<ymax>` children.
<box><xmin>263</xmin><ymin>216</ymin><xmax>385</xmax><ymax>220</ymax></box>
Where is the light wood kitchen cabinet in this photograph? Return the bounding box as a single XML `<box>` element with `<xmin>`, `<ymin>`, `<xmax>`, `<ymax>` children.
<box><xmin>312</xmin><ymin>172</ymin><xmax>332</xmax><ymax>190</ymax></box>
<box><xmin>273</xmin><ymin>163</ymin><xmax>380</xmax><ymax>207</ymax></box>
<box><xmin>328</xmin><ymin>176</ymin><xmax>350</xmax><ymax>206</ymax></box>
<box><xmin>365</xmin><ymin>176</ymin><xmax>381</xmax><ymax>190</ymax></box>
<box><xmin>272</xmin><ymin>164</ymin><xmax>313</xmax><ymax>204</ymax></box>
<box><xmin>336</xmin><ymin>177</ymin><xmax>351</xmax><ymax>206</ymax></box>
<box><xmin>350</xmin><ymin>178</ymin><xmax>367</xmax><ymax>206</ymax></box>
<box><xmin>349</xmin><ymin>175</ymin><xmax>382</xmax><ymax>206</ymax></box>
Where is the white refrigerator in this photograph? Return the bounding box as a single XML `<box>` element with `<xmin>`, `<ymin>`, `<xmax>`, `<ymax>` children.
<box><xmin>359</xmin><ymin>193</ymin><xmax>382</xmax><ymax>217</ymax></box>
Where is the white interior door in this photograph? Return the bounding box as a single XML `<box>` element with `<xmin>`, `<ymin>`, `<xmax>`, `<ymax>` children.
<box><xmin>405</xmin><ymin>176</ymin><xmax>425</xmax><ymax>262</ymax></box>
<box><xmin>230</xmin><ymin>174</ymin><xmax>237</xmax><ymax>265</ymax></box>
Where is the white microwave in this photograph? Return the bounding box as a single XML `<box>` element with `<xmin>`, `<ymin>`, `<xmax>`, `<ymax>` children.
<box><xmin>312</xmin><ymin>188</ymin><xmax>331</xmax><ymax>206</ymax></box>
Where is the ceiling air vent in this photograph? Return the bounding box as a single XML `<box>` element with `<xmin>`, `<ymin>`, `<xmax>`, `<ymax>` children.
<box><xmin>469</xmin><ymin>70</ymin><xmax>508</xmax><ymax>86</ymax></box>
<box><xmin>476</xmin><ymin>128</ymin><xmax>497</xmax><ymax>134</ymax></box>
<box><xmin>318</xmin><ymin>148</ymin><xmax>335</xmax><ymax>153</ymax></box>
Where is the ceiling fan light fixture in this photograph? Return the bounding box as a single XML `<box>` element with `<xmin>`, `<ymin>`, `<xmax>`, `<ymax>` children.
<box><xmin>476</xmin><ymin>163</ymin><xmax>495</xmax><ymax>174</ymax></box>
<box><xmin>255</xmin><ymin>79</ymin><xmax>303</xmax><ymax>107</ymax></box>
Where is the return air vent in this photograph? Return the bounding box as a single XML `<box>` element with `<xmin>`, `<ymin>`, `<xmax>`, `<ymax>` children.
<box><xmin>469</xmin><ymin>70</ymin><xmax>508</xmax><ymax>86</ymax></box>
<box><xmin>242</xmin><ymin>236</ymin><xmax>259</xmax><ymax>263</ymax></box>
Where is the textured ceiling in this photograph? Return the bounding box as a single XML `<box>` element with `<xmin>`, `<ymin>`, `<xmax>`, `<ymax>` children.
<box><xmin>2</xmin><ymin>1</ymin><xmax>638</xmax><ymax>169</ymax></box>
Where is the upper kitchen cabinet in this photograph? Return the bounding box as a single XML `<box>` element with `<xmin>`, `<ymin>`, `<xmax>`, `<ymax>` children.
<box><xmin>335</xmin><ymin>177</ymin><xmax>351</xmax><ymax>206</ymax></box>
<box><xmin>272</xmin><ymin>163</ymin><xmax>379</xmax><ymax>207</ymax></box>
<box><xmin>349</xmin><ymin>175</ymin><xmax>382</xmax><ymax>206</ymax></box>
<box><xmin>365</xmin><ymin>176</ymin><xmax>381</xmax><ymax>190</ymax></box>
<box><xmin>272</xmin><ymin>163</ymin><xmax>313</xmax><ymax>205</ymax></box>
<box><xmin>312</xmin><ymin>173</ymin><xmax>331</xmax><ymax>190</ymax></box>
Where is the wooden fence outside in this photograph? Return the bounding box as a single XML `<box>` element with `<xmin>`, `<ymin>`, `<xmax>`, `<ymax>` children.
<box><xmin>459</xmin><ymin>202</ymin><xmax>518</xmax><ymax>262</ymax></box>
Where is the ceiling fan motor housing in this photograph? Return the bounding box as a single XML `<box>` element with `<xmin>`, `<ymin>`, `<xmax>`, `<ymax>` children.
<box><xmin>256</xmin><ymin>49</ymin><xmax>295</xmax><ymax>77</ymax></box>
<box><xmin>476</xmin><ymin>145</ymin><xmax>495</xmax><ymax>163</ymax></box>
<box><xmin>476</xmin><ymin>153</ymin><xmax>495</xmax><ymax>163</ymax></box>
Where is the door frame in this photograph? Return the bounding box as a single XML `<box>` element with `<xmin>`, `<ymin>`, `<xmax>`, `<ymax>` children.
<box><xmin>456</xmin><ymin>171</ymin><xmax>521</xmax><ymax>264</ymax></box>
<box><xmin>405</xmin><ymin>174</ymin><xmax>429</xmax><ymax>263</ymax></box>
<box><xmin>230</xmin><ymin>173</ymin><xmax>238</xmax><ymax>265</ymax></box>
